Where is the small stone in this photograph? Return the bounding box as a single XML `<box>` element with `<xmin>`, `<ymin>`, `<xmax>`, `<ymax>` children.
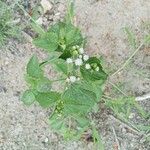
<box><xmin>36</xmin><ymin>17</ymin><xmax>43</xmax><ymax>25</ymax></box>
<box><xmin>122</xmin><ymin>128</ymin><xmax>126</xmax><ymax>133</ymax></box>
<box><xmin>4</xmin><ymin>61</ymin><xmax>9</xmax><ymax>65</ymax></box>
<box><xmin>55</xmin><ymin>12</ymin><xmax>61</xmax><ymax>16</ymax></box>
<box><xmin>58</xmin><ymin>3</ymin><xmax>65</xmax><ymax>12</ymax></box>
<box><xmin>41</xmin><ymin>0</ymin><xmax>53</xmax><ymax>13</ymax></box>
<box><xmin>129</xmin><ymin>113</ymin><xmax>135</xmax><ymax>119</ymax></box>
<box><xmin>44</xmin><ymin>137</ymin><xmax>49</xmax><ymax>143</ymax></box>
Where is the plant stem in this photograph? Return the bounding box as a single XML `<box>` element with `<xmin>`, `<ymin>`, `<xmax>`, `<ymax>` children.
<box><xmin>108</xmin><ymin>81</ymin><xmax>127</xmax><ymax>96</ymax></box>
<box><xmin>111</xmin><ymin>126</ymin><xmax>121</xmax><ymax>150</ymax></box>
<box><xmin>111</xmin><ymin>41</ymin><xmax>145</xmax><ymax>76</ymax></box>
<box><xmin>51</xmin><ymin>78</ymin><xmax>66</xmax><ymax>83</ymax></box>
<box><xmin>16</xmin><ymin>3</ymin><xmax>45</xmax><ymax>34</ymax></box>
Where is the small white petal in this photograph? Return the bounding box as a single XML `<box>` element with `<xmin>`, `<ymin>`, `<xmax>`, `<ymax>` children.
<box><xmin>44</xmin><ymin>137</ymin><xmax>49</xmax><ymax>143</ymax></box>
<box><xmin>76</xmin><ymin>45</ymin><xmax>79</xmax><ymax>49</ymax></box>
<box><xmin>72</xmin><ymin>46</ymin><xmax>76</xmax><ymax>50</ymax></box>
<box><xmin>79</xmin><ymin>55</ymin><xmax>82</xmax><ymax>59</ymax></box>
<box><xmin>95</xmin><ymin>67</ymin><xmax>99</xmax><ymax>71</ymax></box>
<box><xmin>85</xmin><ymin>64</ymin><xmax>91</xmax><ymax>70</ymax></box>
<box><xmin>66</xmin><ymin>78</ymin><xmax>70</xmax><ymax>82</ymax></box>
<box><xmin>66</xmin><ymin>58</ymin><xmax>73</xmax><ymax>64</ymax></box>
<box><xmin>77</xmin><ymin>77</ymin><xmax>80</xmax><ymax>81</ymax></box>
<box><xmin>70</xmin><ymin>76</ymin><xmax>76</xmax><ymax>83</ymax></box>
<box><xmin>79</xmin><ymin>48</ymin><xmax>84</xmax><ymax>54</ymax></box>
<box><xmin>129</xmin><ymin>113</ymin><xmax>135</xmax><ymax>119</ymax></box>
<box><xmin>75</xmin><ymin>58</ymin><xmax>83</xmax><ymax>66</ymax></box>
<box><xmin>83</xmin><ymin>55</ymin><xmax>89</xmax><ymax>61</ymax></box>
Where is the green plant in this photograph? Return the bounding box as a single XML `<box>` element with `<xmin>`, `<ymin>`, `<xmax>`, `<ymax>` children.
<box><xmin>21</xmin><ymin>1</ymin><xmax>149</xmax><ymax>149</ymax></box>
<box><xmin>0</xmin><ymin>1</ymin><xmax>21</xmax><ymax>46</ymax></box>
<box><xmin>21</xmin><ymin>1</ymin><xmax>107</xmax><ymax>147</ymax></box>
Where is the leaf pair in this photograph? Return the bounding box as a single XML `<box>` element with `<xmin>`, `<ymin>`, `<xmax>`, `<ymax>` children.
<box><xmin>22</xmin><ymin>55</ymin><xmax>60</xmax><ymax>107</ymax></box>
<box><xmin>33</xmin><ymin>22</ymin><xmax>84</xmax><ymax>60</ymax></box>
<box><xmin>81</xmin><ymin>57</ymin><xmax>107</xmax><ymax>81</ymax></box>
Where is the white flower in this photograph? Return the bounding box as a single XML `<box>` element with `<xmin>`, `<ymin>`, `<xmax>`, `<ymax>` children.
<box><xmin>79</xmin><ymin>48</ymin><xmax>84</xmax><ymax>54</ymax></box>
<box><xmin>77</xmin><ymin>77</ymin><xmax>80</xmax><ymax>81</ymax></box>
<box><xmin>83</xmin><ymin>55</ymin><xmax>89</xmax><ymax>61</ymax></box>
<box><xmin>75</xmin><ymin>58</ymin><xmax>83</xmax><ymax>66</ymax></box>
<box><xmin>76</xmin><ymin>45</ymin><xmax>79</xmax><ymax>49</ymax></box>
<box><xmin>85</xmin><ymin>63</ymin><xmax>91</xmax><ymax>70</ymax></box>
<box><xmin>72</xmin><ymin>46</ymin><xmax>76</xmax><ymax>50</ymax></box>
<box><xmin>79</xmin><ymin>55</ymin><xmax>82</xmax><ymax>59</ymax></box>
<box><xmin>95</xmin><ymin>67</ymin><xmax>99</xmax><ymax>71</ymax></box>
<box><xmin>66</xmin><ymin>78</ymin><xmax>70</xmax><ymax>82</ymax></box>
<box><xmin>66</xmin><ymin>58</ymin><xmax>73</xmax><ymax>64</ymax></box>
<box><xmin>69</xmin><ymin>76</ymin><xmax>76</xmax><ymax>83</ymax></box>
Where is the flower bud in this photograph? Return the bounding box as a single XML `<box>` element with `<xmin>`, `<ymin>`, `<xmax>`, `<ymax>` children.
<box><xmin>95</xmin><ymin>67</ymin><xmax>99</xmax><ymax>71</ymax></box>
<box><xmin>66</xmin><ymin>58</ymin><xmax>73</xmax><ymax>64</ymax></box>
<box><xmin>79</xmin><ymin>48</ymin><xmax>84</xmax><ymax>54</ymax></box>
<box><xmin>72</xmin><ymin>50</ymin><xmax>79</xmax><ymax>56</ymax></box>
<box><xmin>85</xmin><ymin>63</ymin><xmax>91</xmax><ymax>70</ymax></box>
<box><xmin>75</xmin><ymin>58</ymin><xmax>83</xmax><ymax>66</ymax></box>
<box><xmin>70</xmin><ymin>76</ymin><xmax>76</xmax><ymax>83</ymax></box>
<box><xmin>83</xmin><ymin>55</ymin><xmax>89</xmax><ymax>61</ymax></box>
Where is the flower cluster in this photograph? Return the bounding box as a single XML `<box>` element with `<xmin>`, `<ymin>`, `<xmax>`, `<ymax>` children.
<box><xmin>66</xmin><ymin>76</ymin><xmax>80</xmax><ymax>83</ymax></box>
<box><xmin>66</xmin><ymin>45</ymin><xmax>89</xmax><ymax>66</ymax></box>
<box><xmin>65</xmin><ymin>45</ymin><xmax>101</xmax><ymax>83</ymax></box>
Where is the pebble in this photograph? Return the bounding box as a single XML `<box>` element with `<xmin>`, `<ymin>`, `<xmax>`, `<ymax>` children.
<box><xmin>44</xmin><ymin>137</ymin><xmax>49</xmax><ymax>143</ymax></box>
<box><xmin>36</xmin><ymin>17</ymin><xmax>43</xmax><ymax>25</ymax></box>
<box><xmin>41</xmin><ymin>0</ymin><xmax>53</xmax><ymax>13</ymax></box>
<box><xmin>129</xmin><ymin>113</ymin><xmax>135</xmax><ymax>119</ymax></box>
<box><xmin>58</xmin><ymin>3</ymin><xmax>65</xmax><ymax>12</ymax></box>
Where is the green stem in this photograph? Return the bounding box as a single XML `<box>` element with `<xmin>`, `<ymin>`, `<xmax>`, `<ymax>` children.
<box><xmin>51</xmin><ymin>78</ymin><xmax>66</xmax><ymax>83</ymax></box>
<box><xmin>108</xmin><ymin>81</ymin><xmax>127</xmax><ymax>96</ymax></box>
<box><xmin>16</xmin><ymin>3</ymin><xmax>45</xmax><ymax>34</ymax></box>
<box><xmin>91</xmin><ymin>122</ymin><xmax>104</xmax><ymax>150</ymax></box>
<box><xmin>111</xmin><ymin>40</ymin><xmax>145</xmax><ymax>76</ymax></box>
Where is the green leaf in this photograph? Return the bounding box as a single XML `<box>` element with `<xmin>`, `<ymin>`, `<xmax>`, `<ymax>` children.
<box><xmin>65</xmin><ymin>1</ymin><xmax>74</xmax><ymax>24</ymax></box>
<box><xmin>80</xmin><ymin>80</ymin><xmax>105</xmax><ymax>102</ymax></box>
<box><xmin>65</xmin><ymin>23</ymin><xmax>83</xmax><ymax>47</ymax></box>
<box><xmin>62</xmin><ymin>82</ymin><xmax>97</xmax><ymax>115</ymax></box>
<box><xmin>74</xmin><ymin>115</ymin><xmax>90</xmax><ymax>128</ymax></box>
<box><xmin>80</xmin><ymin>57</ymin><xmax>107</xmax><ymax>81</ymax></box>
<box><xmin>33</xmin><ymin>32</ymin><xmax>58</xmax><ymax>52</ymax></box>
<box><xmin>36</xmin><ymin>78</ymin><xmax>52</xmax><ymax>92</ymax></box>
<box><xmin>92</xmin><ymin>125</ymin><xmax>104</xmax><ymax>150</ymax></box>
<box><xmin>25</xmin><ymin>74</ymin><xmax>38</xmax><ymax>88</ymax></box>
<box><xmin>21</xmin><ymin>90</ymin><xmax>35</xmax><ymax>106</ymax></box>
<box><xmin>49</xmin><ymin>113</ymin><xmax>70</xmax><ymax>137</ymax></box>
<box><xmin>27</xmin><ymin>55</ymin><xmax>43</xmax><ymax>78</ymax></box>
<box><xmin>53</xmin><ymin>59</ymin><xmax>68</xmax><ymax>75</ymax></box>
<box><xmin>48</xmin><ymin>22</ymin><xmax>83</xmax><ymax>50</ymax></box>
<box><xmin>35</xmin><ymin>91</ymin><xmax>60</xmax><ymax>108</ymax></box>
<box><xmin>31</xmin><ymin>22</ymin><xmax>45</xmax><ymax>36</ymax></box>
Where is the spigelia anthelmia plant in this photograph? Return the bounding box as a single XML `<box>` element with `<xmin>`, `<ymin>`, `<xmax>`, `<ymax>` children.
<box><xmin>21</xmin><ymin>1</ymin><xmax>150</xmax><ymax>149</ymax></box>
<box><xmin>21</xmin><ymin>1</ymin><xmax>107</xmax><ymax>147</ymax></box>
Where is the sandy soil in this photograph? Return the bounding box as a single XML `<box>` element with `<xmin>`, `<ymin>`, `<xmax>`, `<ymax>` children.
<box><xmin>0</xmin><ymin>0</ymin><xmax>150</xmax><ymax>150</ymax></box>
